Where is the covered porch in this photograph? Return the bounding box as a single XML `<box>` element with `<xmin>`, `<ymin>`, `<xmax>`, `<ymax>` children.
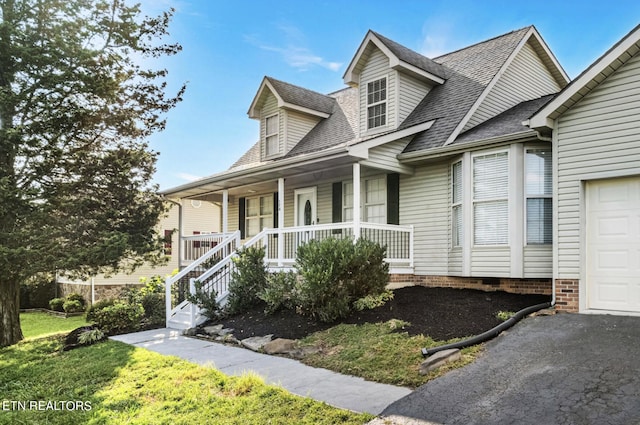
<box><xmin>164</xmin><ymin>155</ymin><xmax>415</xmax><ymax>273</ymax></box>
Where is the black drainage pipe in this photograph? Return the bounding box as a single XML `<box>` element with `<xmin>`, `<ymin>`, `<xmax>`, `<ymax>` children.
<box><xmin>421</xmin><ymin>301</ymin><xmax>552</xmax><ymax>357</ymax></box>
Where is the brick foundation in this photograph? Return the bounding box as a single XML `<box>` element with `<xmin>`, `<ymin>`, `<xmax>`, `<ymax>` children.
<box><xmin>389</xmin><ymin>274</ymin><xmax>552</xmax><ymax>296</ymax></box>
<box><xmin>554</xmin><ymin>279</ymin><xmax>579</xmax><ymax>312</ymax></box>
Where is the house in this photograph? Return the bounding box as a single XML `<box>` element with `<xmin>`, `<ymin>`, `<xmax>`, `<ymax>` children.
<box><xmin>529</xmin><ymin>24</ymin><xmax>640</xmax><ymax>315</ymax></box>
<box><xmin>57</xmin><ymin>199</ymin><xmax>220</xmax><ymax>303</ymax></box>
<box><xmin>162</xmin><ymin>26</ymin><xmax>571</xmax><ymax>329</ymax></box>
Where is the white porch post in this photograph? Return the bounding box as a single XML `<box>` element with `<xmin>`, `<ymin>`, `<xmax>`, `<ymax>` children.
<box><xmin>222</xmin><ymin>189</ymin><xmax>229</xmax><ymax>233</ymax></box>
<box><xmin>353</xmin><ymin>163</ymin><xmax>361</xmax><ymax>240</ymax></box>
<box><xmin>278</xmin><ymin>178</ymin><xmax>285</xmax><ymax>267</ymax></box>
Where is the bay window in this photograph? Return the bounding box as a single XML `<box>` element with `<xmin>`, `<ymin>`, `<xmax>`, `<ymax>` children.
<box><xmin>525</xmin><ymin>149</ymin><xmax>552</xmax><ymax>244</ymax></box>
<box><xmin>473</xmin><ymin>152</ymin><xmax>509</xmax><ymax>245</ymax></box>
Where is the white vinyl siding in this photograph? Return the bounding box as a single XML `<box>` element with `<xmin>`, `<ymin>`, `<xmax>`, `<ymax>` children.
<box><xmin>285</xmin><ymin>110</ymin><xmax>321</xmax><ymax>153</ymax></box>
<box><xmin>398</xmin><ymin>72</ymin><xmax>430</xmax><ymax>124</ymax></box>
<box><xmin>473</xmin><ymin>152</ymin><xmax>509</xmax><ymax>245</ymax></box>
<box><xmin>471</xmin><ymin>247</ymin><xmax>511</xmax><ymax>275</ymax></box>
<box><xmin>361</xmin><ymin>138</ymin><xmax>413</xmax><ymax>175</ymax></box>
<box><xmin>523</xmin><ymin>245</ymin><xmax>552</xmax><ymax>277</ymax></box>
<box><xmin>400</xmin><ymin>163</ymin><xmax>449</xmax><ymax>275</ymax></box>
<box><xmin>464</xmin><ymin>41</ymin><xmax>562</xmax><ymax>131</ymax></box>
<box><xmin>359</xmin><ymin>47</ymin><xmax>395</xmax><ymax>134</ymax></box>
<box><xmin>556</xmin><ymin>50</ymin><xmax>640</xmax><ymax>279</ymax></box>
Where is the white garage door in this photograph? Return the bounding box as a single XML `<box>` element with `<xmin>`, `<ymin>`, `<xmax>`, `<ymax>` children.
<box><xmin>586</xmin><ymin>176</ymin><xmax>640</xmax><ymax>313</ymax></box>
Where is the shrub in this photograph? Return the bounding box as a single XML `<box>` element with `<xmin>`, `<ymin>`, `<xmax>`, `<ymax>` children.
<box><xmin>293</xmin><ymin>237</ymin><xmax>389</xmax><ymax>322</ymax></box>
<box><xmin>91</xmin><ymin>301</ymin><xmax>144</xmax><ymax>335</ymax></box>
<box><xmin>259</xmin><ymin>271</ymin><xmax>298</xmax><ymax>314</ymax></box>
<box><xmin>353</xmin><ymin>290</ymin><xmax>394</xmax><ymax>311</ymax></box>
<box><xmin>78</xmin><ymin>328</ymin><xmax>106</xmax><ymax>345</ymax></box>
<box><xmin>226</xmin><ymin>246</ymin><xmax>267</xmax><ymax>315</ymax></box>
<box><xmin>185</xmin><ymin>280</ymin><xmax>221</xmax><ymax>320</ymax></box>
<box><xmin>85</xmin><ymin>298</ymin><xmax>117</xmax><ymax>323</ymax></box>
<box><xmin>141</xmin><ymin>292</ymin><xmax>166</xmax><ymax>326</ymax></box>
<box><xmin>65</xmin><ymin>292</ymin><xmax>86</xmax><ymax>307</ymax></box>
<box><xmin>63</xmin><ymin>299</ymin><xmax>84</xmax><ymax>313</ymax></box>
<box><xmin>49</xmin><ymin>298</ymin><xmax>65</xmax><ymax>312</ymax></box>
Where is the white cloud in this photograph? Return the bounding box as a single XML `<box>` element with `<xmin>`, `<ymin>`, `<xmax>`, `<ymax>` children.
<box><xmin>420</xmin><ymin>19</ymin><xmax>457</xmax><ymax>59</ymax></box>
<box><xmin>245</xmin><ymin>24</ymin><xmax>342</xmax><ymax>72</ymax></box>
<box><xmin>176</xmin><ymin>172</ymin><xmax>204</xmax><ymax>182</ymax></box>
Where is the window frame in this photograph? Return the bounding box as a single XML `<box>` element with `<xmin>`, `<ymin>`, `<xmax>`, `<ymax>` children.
<box><xmin>245</xmin><ymin>194</ymin><xmax>274</xmax><ymax>238</ymax></box>
<box><xmin>472</xmin><ymin>150</ymin><xmax>509</xmax><ymax>246</ymax></box>
<box><xmin>264</xmin><ymin>113</ymin><xmax>280</xmax><ymax>157</ymax></box>
<box><xmin>525</xmin><ymin>147</ymin><xmax>552</xmax><ymax>245</ymax></box>
<box><xmin>366</xmin><ymin>77</ymin><xmax>387</xmax><ymax>130</ymax></box>
<box><xmin>451</xmin><ymin>161</ymin><xmax>463</xmax><ymax>248</ymax></box>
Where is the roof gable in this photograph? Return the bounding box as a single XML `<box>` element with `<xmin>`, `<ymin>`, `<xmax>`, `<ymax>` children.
<box><xmin>402</xmin><ymin>26</ymin><xmax>568</xmax><ymax>153</ymax></box>
<box><xmin>529</xmin><ymin>24</ymin><xmax>640</xmax><ymax>130</ymax></box>
<box><xmin>343</xmin><ymin>30</ymin><xmax>447</xmax><ymax>87</ymax></box>
<box><xmin>248</xmin><ymin>76</ymin><xmax>335</xmax><ymax>119</ymax></box>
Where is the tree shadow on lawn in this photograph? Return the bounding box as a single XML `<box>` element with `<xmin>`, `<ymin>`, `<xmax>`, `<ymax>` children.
<box><xmin>220</xmin><ymin>286</ymin><xmax>551</xmax><ymax>341</ymax></box>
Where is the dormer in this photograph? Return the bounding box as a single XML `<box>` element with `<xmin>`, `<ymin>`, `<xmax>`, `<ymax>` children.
<box><xmin>343</xmin><ymin>31</ymin><xmax>447</xmax><ymax>137</ymax></box>
<box><xmin>248</xmin><ymin>77</ymin><xmax>335</xmax><ymax>160</ymax></box>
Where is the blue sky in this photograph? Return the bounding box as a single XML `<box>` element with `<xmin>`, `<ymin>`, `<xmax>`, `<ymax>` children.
<box><xmin>141</xmin><ymin>0</ymin><xmax>640</xmax><ymax>190</ymax></box>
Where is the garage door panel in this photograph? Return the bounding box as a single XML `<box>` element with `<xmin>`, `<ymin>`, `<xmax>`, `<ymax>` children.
<box><xmin>587</xmin><ymin>176</ymin><xmax>640</xmax><ymax>313</ymax></box>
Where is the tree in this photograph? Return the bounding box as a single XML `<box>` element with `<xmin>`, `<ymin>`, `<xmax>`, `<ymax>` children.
<box><xmin>0</xmin><ymin>0</ymin><xmax>185</xmax><ymax>346</ymax></box>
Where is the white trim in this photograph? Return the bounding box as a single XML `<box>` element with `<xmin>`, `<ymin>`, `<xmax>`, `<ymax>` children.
<box><xmin>390</xmin><ymin>59</ymin><xmax>445</xmax><ymax>85</ymax></box>
<box><xmin>353</xmin><ymin>163</ymin><xmax>361</xmax><ymax>239</ymax></box>
<box><xmin>222</xmin><ymin>190</ymin><xmax>229</xmax><ymax>233</ymax></box>
<box><xmin>293</xmin><ymin>186</ymin><xmax>318</xmax><ymax>226</ymax></box>
<box><xmin>277</xmin><ymin>178</ymin><xmax>285</xmax><ymax>266</ymax></box>
<box><xmin>462</xmin><ymin>152</ymin><xmax>472</xmax><ymax>275</ymax></box>
<box><xmin>509</xmin><ymin>143</ymin><xmax>523</xmax><ymax>277</ymax></box>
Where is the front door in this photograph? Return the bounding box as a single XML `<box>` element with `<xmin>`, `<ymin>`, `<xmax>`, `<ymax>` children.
<box><xmin>295</xmin><ymin>187</ymin><xmax>317</xmax><ymax>226</ymax></box>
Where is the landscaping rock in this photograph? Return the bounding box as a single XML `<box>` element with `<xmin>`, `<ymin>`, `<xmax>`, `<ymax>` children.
<box><xmin>263</xmin><ymin>338</ymin><xmax>297</xmax><ymax>355</ymax></box>
<box><xmin>419</xmin><ymin>348</ymin><xmax>461</xmax><ymax>375</ymax></box>
<box><xmin>240</xmin><ymin>335</ymin><xmax>273</xmax><ymax>352</ymax></box>
<box><xmin>183</xmin><ymin>327</ymin><xmax>197</xmax><ymax>336</ymax></box>
<box><xmin>289</xmin><ymin>345</ymin><xmax>322</xmax><ymax>359</ymax></box>
<box><xmin>219</xmin><ymin>328</ymin><xmax>234</xmax><ymax>336</ymax></box>
<box><xmin>203</xmin><ymin>324</ymin><xmax>224</xmax><ymax>336</ymax></box>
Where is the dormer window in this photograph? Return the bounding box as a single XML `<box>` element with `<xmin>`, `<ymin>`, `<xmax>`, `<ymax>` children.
<box><xmin>367</xmin><ymin>77</ymin><xmax>387</xmax><ymax>129</ymax></box>
<box><xmin>265</xmin><ymin>114</ymin><xmax>279</xmax><ymax>156</ymax></box>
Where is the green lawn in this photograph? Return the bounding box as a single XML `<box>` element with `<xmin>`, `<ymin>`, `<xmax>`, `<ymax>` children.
<box><xmin>300</xmin><ymin>319</ymin><xmax>483</xmax><ymax>388</ymax></box>
<box><xmin>1</xmin><ymin>328</ymin><xmax>372</xmax><ymax>424</ymax></box>
<box><xmin>20</xmin><ymin>312</ymin><xmax>90</xmax><ymax>339</ymax></box>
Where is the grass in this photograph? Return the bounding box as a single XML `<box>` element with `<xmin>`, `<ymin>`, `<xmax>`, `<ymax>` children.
<box><xmin>20</xmin><ymin>312</ymin><xmax>90</xmax><ymax>339</ymax></box>
<box><xmin>300</xmin><ymin>319</ymin><xmax>483</xmax><ymax>388</ymax></box>
<box><xmin>0</xmin><ymin>336</ymin><xmax>373</xmax><ymax>425</ymax></box>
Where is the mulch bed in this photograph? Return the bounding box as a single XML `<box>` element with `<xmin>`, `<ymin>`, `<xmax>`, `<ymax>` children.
<box><xmin>219</xmin><ymin>286</ymin><xmax>550</xmax><ymax>341</ymax></box>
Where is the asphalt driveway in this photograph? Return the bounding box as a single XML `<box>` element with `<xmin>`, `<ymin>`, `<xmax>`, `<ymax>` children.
<box><xmin>381</xmin><ymin>313</ymin><xmax>640</xmax><ymax>424</ymax></box>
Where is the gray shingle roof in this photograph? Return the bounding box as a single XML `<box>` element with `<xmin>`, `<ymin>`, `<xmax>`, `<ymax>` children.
<box><xmin>402</xmin><ymin>27</ymin><xmax>532</xmax><ymax>152</ymax></box>
<box><xmin>453</xmin><ymin>94</ymin><xmax>555</xmax><ymax>145</ymax></box>
<box><xmin>371</xmin><ymin>31</ymin><xmax>447</xmax><ymax>80</ymax></box>
<box><xmin>229</xmin><ymin>140</ymin><xmax>260</xmax><ymax>170</ymax></box>
<box><xmin>266</xmin><ymin>77</ymin><xmax>335</xmax><ymax>115</ymax></box>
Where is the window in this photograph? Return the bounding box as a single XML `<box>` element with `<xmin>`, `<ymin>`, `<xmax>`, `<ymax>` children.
<box><xmin>163</xmin><ymin>229</ymin><xmax>173</xmax><ymax>256</ymax></box>
<box><xmin>526</xmin><ymin>149</ymin><xmax>552</xmax><ymax>244</ymax></box>
<box><xmin>265</xmin><ymin>114</ymin><xmax>279</xmax><ymax>156</ymax></box>
<box><xmin>451</xmin><ymin>161</ymin><xmax>463</xmax><ymax>247</ymax></box>
<box><xmin>367</xmin><ymin>77</ymin><xmax>387</xmax><ymax>129</ymax></box>
<box><xmin>364</xmin><ymin>177</ymin><xmax>386</xmax><ymax>223</ymax></box>
<box><xmin>245</xmin><ymin>195</ymin><xmax>273</xmax><ymax>238</ymax></box>
<box><xmin>473</xmin><ymin>152</ymin><xmax>508</xmax><ymax>245</ymax></box>
<box><xmin>343</xmin><ymin>182</ymin><xmax>353</xmax><ymax>221</ymax></box>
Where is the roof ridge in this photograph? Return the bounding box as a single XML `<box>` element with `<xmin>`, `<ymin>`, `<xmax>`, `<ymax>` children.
<box><xmin>434</xmin><ymin>26</ymin><xmax>532</xmax><ymax>60</ymax></box>
<box><xmin>265</xmin><ymin>75</ymin><xmax>334</xmax><ymax>99</ymax></box>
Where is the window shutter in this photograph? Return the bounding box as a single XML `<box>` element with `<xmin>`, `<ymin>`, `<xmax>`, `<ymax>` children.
<box><xmin>332</xmin><ymin>182</ymin><xmax>342</xmax><ymax>223</ymax></box>
<box><xmin>387</xmin><ymin>173</ymin><xmax>399</xmax><ymax>225</ymax></box>
<box><xmin>238</xmin><ymin>197</ymin><xmax>246</xmax><ymax>238</ymax></box>
<box><xmin>273</xmin><ymin>192</ymin><xmax>279</xmax><ymax>228</ymax></box>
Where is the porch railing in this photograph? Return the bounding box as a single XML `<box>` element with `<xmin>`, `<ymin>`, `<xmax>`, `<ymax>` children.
<box><xmin>181</xmin><ymin>232</ymin><xmax>237</xmax><ymax>266</ymax></box>
<box><xmin>262</xmin><ymin>222</ymin><xmax>414</xmax><ymax>268</ymax></box>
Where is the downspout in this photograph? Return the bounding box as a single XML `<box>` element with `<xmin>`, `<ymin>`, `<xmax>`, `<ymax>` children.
<box><xmin>421</xmin><ymin>301</ymin><xmax>552</xmax><ymax>357</ymax></box>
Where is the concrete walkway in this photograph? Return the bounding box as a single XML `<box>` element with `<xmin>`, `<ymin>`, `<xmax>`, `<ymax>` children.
<box><xmin>110</xmin><ymin>328</ymin><xmax>412</xmax><ymax>415</ymax></box>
